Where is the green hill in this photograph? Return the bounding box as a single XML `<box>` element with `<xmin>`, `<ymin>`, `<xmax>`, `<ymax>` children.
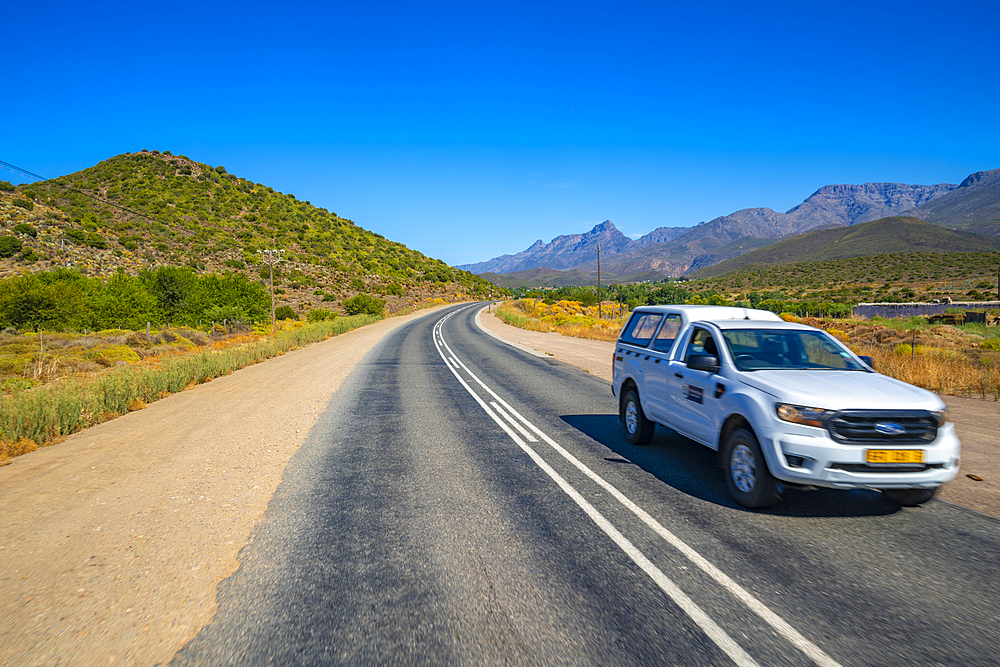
<box><xmin>0</xmin><ymin>150</ymin><xmax>497</xmax><ymax>315</ymax></box>
<box><xmin>689</xmin><ymin>216</ymin><xmax>1000</xmax><ymax>279</ymax></box>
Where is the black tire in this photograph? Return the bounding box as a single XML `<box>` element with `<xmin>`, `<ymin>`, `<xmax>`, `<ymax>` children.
<box><xmin>882</xmin><ymin>487</ymin><xmax>938</xmax><ymax>507</ymax></box>
<box><xmin>723</xmin><ymin>427</ymin><xmax>782</xmax><ymax>509</ymax></box>
<box><xmin>621</xmin><ymin>389</ymin><xmax>654</xmax><ymax>446</ymax></box>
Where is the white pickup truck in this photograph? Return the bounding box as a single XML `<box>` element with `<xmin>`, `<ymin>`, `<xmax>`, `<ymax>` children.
<box><xmin>612</xmin><ymin>305</ymin><xmax>960</xmax><ymax>509</ymax></box>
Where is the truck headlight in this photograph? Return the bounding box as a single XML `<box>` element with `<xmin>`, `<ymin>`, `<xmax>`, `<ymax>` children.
<box><xmin>933</xmin><ymin>410</ymin><xmax>948</xmax><ymax>427</ymax></box>
<box><xmin>776</xmin><ymin>404</ymin><xmax>834</xmax><ymax>428</ymax></box>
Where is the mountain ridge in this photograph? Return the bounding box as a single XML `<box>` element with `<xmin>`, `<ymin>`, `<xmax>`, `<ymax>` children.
<box><xmin>460</xmin><ymin>172</ymin><xmax>1000</xmax><ymax>282</ymax></box>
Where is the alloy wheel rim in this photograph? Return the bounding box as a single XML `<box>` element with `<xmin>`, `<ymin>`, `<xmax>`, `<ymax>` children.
<box><xmin>731</xmin><ymin>443</ymin><xmax>756</xmax><ymax>493</ymax></box>
<box><xmin>625</xmin><ymin>401</ymin><xmax>638</xmax><ymax>434</ymax></box>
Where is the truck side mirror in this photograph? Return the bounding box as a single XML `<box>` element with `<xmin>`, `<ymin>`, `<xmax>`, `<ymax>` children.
<box><xmin>687</xmin><ymin>354</ymin><xmax>720</xmax><ymax>373</ymax></box>
<box><xmin>859</xmin><ymin>355</ymin><xmax>875</xmax><ymax>370</ymax></box>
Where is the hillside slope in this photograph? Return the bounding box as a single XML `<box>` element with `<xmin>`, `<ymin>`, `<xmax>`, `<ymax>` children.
<box><xmin>0</xmin><ymin>151</ymin><xmax>496</xmax><ymax>314</ymax></box>
<box><xmin>906</xmin><ymin>169</ymin><xmax>1000</xmax><ymax>235</ymax></box>
<box><xmin>689</xmin><ymin>216</ymin><xmax>1000</xmax><ymax>278</ymax></box>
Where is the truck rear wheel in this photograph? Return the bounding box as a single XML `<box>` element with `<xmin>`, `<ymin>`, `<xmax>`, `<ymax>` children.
<box><xmin>724</xmin><ymin>428</ymin><xmax>782</xmax><ymax>509</ymax></box>
<box><xmin>621</xmin><ymin>389</ymin><xmax>654</xmax><ymax>446</ymax></box>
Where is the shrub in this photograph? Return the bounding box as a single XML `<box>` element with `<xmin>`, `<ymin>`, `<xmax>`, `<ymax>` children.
<box><xmin>13</xmin><ymin>223</ymin><xmax>37</xmax><ymax>237</ymax></box>
<box><xmin>64</xmin><ymin>228</ymin><xmax>86</xmax><ymax>244</ymax></box>
<box><xmin>12</xmin><ymin>199</ymin><xmax>33</xmax><ymax>211</ymax></box>
<box><xmin>0</xmin><ymin>236</ymin><xmax>22</xmax><ymax>258</ymax></box>
<box><xmin>385</xmin><ymin>283</ymin><xmax>404</xmax><ymax>296</ymax></box>
<box><xmin>274</xmin><ymin>305</ymin><xmax>299</xmax><ymax>320</ymax></box>
<box><xmin>343</xmin><ymin>293</ymin><xmax>386</xmax><ymax>316</ymax></box>
<box><xmin>85</xmin><ymin>233</ymin><xmax>108</xmax><ymax>249</ymax></box>
<box><xmin>307</xmin><ymin>308</ymin><xmax>336</xmax><ymax>322</ymax></box>
<box><xmin>0</xmin><ymin>180</ymin><xmax>14</xmax><ymax>191</ymax></box>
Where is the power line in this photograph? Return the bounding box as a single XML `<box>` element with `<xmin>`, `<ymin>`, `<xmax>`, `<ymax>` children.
<box><xmin>0</xmin><ymin>157</ymin><xmax>184</xmax><ymax>230</ymax></box>
<box><xmin>0</xmin><ymin>160</ymin><xmax>46</xmax><ymax>183</ymax></box>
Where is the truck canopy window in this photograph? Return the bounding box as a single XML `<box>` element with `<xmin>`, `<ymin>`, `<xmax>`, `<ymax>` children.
<box><xmin>620</xmin><ymin>313</ymin><xmax>663</xmax><ymax>347</ymax></box>
<box><xmin>652</xmin><ymin>314</ymin><xmax>682</xmax><ymax>353</ymax></box>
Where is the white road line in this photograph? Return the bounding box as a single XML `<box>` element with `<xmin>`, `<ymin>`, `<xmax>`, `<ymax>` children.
<box><xmin>432</xmin><ymin>311</ymin><xmax>760</xmax><ymax>667</ymax></box>
<box><xmin>436</xmin><ymin>306</ymin><xmax>844</xmax><ymax>667</ymax></box>
<box><xmin>490</xmin><ymin>401</ymin><xmax>538</xmax><ymax>442</ymax></box>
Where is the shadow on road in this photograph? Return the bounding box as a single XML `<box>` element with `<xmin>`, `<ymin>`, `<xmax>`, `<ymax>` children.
<box><xmin>560</xmin><ymin>413</ymin><xmax>901</xmax><ymax>518</ymax></box>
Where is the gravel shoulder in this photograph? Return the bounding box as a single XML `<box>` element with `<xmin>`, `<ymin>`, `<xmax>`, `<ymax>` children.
<box><xmin>0</xmin><ymin>306</ymin><xmax>448</xmax><ymax>667</ymax></box>
<box><xmin>477</xmin><ymin>308</ymin><xmax>1000</xmax><ymax>519</ymax></box>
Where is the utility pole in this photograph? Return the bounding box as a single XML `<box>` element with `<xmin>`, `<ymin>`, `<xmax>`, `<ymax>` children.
<box><xmin>259</xmin><ymin>248</ymin><xmax>284</xmax><ymax>334</ymax></box>
<box><xmin>595</xmin><ymin>244</ymin><xmax>602</xmax><ymax>319</ymax></box>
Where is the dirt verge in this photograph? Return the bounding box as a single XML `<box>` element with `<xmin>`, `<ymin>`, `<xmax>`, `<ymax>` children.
<box><xmin>0</xmin><ymin>306</ymin><xmax>448</xmax><ymax>667</ymax></box>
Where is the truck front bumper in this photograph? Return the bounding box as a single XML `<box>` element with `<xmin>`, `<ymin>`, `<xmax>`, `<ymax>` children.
<box><xmin>757</xmin><ymin>423</ymin><xmax>960</xmax><ymax>490</ymax></box>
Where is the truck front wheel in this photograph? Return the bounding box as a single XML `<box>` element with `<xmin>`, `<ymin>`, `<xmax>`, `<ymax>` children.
<box><xmin>882</xmin><ymin>487</ymin><xmax>937</xmax><ymax>506</ymax></box>
<box><xmin>724</xmin><ymin>428</ymin><xmax>782</xmax><ymax>509</ymax></box>
<box><xmin>621</xmin><ymin>389</ymin><xmax>654</xmax><ymax>446</ymax></box>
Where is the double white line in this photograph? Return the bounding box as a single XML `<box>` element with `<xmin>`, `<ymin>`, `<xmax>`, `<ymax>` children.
<box><xmin>433</xmin><ymin>308</ymin><xmax>843</xmax><ymax>667</ymax></box>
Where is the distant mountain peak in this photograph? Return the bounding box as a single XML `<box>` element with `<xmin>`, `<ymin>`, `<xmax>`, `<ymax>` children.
<box><xmin>589</xmin><ymin>220</ymin><xmax>618</xmax><ymax>233</ymax></box>
<box><xmin>959</xmin><ymin>168</ymin><xmax>1000</xmax><ymax>189</ymax></box>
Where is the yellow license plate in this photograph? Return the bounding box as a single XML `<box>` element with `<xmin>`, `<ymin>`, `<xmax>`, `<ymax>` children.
<box><xmin>866</xmin><ymin>449</ymin><xmax>924</xmax><ymax>464</ymax></box>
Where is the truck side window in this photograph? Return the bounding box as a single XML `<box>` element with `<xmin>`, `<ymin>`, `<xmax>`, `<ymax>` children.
<box><xmin>620</xmin><ymin>313</ymin><xmax>663</xmax><ymax>347</ymax></box>
<box><xmin>652</xmin><ymin>314</ymin><xmax>681</xmax><ymax>353</ymax></box>
<box><xmin>684</xmin><ymin>327</ymin><xmax>719</xmax><ymax>361</ymax></box>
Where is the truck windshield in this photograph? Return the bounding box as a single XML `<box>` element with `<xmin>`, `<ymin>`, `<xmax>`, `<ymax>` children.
<box><xmin>721</xmin><ymin>329</ymin><xmax>867</xmax><ymax>371</ymax></box>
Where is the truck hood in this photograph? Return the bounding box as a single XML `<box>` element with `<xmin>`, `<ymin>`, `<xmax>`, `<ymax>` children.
<box><xmin>737</xmin><ymin>370</ymin><xmax>945</xmax><ymax>412</ymax></box>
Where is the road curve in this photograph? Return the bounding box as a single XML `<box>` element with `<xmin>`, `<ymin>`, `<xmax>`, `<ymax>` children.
<box><xmin>173</xmin><ymin>303</ymin><xmax>1000</xmax><ymax>666</ymax></box>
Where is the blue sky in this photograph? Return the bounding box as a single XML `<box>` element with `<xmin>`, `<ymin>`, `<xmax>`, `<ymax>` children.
<box><xmin>3</xmin><ymin>1</ymin><xmax>998</xmax><ymax>266</ymax></box>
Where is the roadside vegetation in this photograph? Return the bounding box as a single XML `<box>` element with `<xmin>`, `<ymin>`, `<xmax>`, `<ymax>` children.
<box><xmin>0</xmin><ymin>314</ymin><xmax>380</xmax><ymax>465</ymax></box>
<box><xmin>496</xmin><ymin>298</ymin><xmax>1000</xmax><ymax>401</ymax></box>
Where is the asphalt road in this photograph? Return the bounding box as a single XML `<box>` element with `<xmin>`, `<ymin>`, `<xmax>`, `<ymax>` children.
<box><xmin>172</xmin><ymin>303</ymin><xmax>1000</xmax><ymax>666</ymax></box>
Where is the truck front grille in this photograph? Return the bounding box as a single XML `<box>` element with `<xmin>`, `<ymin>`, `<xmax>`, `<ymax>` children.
<box><xmin>826</xmin><ymin>411</ymin><xmax>938</xmax><ymax>445</ymax></box>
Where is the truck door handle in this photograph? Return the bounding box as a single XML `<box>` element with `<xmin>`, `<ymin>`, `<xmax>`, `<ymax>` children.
<box><xmin>674</xmin><ymin>373</ymin><xmax>683</xmax><ymax>379</ymax></box>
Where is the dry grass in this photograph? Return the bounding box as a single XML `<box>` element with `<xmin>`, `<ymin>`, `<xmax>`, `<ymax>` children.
<box><xmin>497</xmin><ymin>301</ymin><xmax>1000</xmax><ymax>400</ymax></box>
<box><xmin>0</xmin><ymin>314</ymin><xmax>382</xmax><ymax>462</ymax></box>
<box><xmin>497</xmin><ymin>299</ymin><xmax>628</xmax><ymax>342</ymax></box>
<box><xmin>0</xmin><ymin>438</ymin><xmax>38</xmax><ymax>466</ymax></box>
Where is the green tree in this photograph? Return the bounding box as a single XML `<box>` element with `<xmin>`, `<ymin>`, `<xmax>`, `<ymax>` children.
<box><xmin>0</xmin><ymin>270</ymin><xmax>86</xmax><ymax>331</ymax></box>
<box><xmin>90</xmin><ymin>269</ymin><xmax>159</xmax><ymax>330</ymax></box>
<box><xmin>141</xmin><ymin>266</ymin><xmax>197</xmax><ymax>322</ymax></box>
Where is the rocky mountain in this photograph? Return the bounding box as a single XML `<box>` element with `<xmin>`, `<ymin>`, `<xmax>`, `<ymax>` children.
<box><xmin>634</xmin><ymin>226</ymin><xmax>688</xmax><ymax>246</ymax></box>
<box><xmin>786</xmin><ymin>182</ymin><xmax>956</xmax><ymax>228</ymax></box>
<box><xmin>462</xmin><ymin>177</ymin><xmax>978</xmax><ymax>284</ymax></box>
<box><xmin>905</xmin><ymin>169</ymin><xmax>1000</xmax><ymax>235</ymax></box>
<box><xmin>460</xmin><ymin>220</ymin><xmax>635</xmax><ymax>273</ymax></box>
